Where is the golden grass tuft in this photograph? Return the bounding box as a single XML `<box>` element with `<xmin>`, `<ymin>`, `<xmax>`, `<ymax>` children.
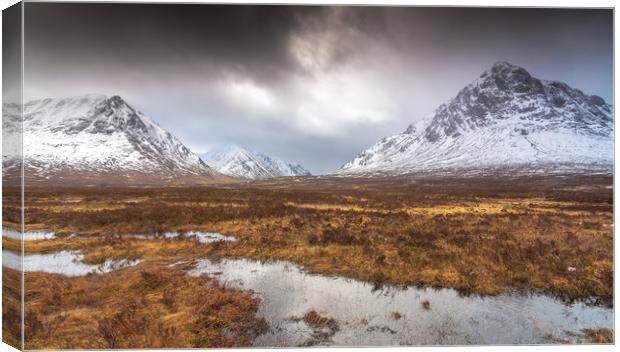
<box><xmin>302</xmin><ymin>310</ymin><xmax>339</xmax><ymax>331</ymax></box>
<box><xmin>582</xmin><ymin>328</ymin><xmax>613</xmax><ymax>344</ymax></box>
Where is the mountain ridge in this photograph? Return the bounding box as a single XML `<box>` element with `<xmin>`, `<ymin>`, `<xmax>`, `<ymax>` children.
<box><xmin>200</xmin><ymin>144</ymin><xmax>311</xmax><ymax>179</ymax></box>
<box><xmin>2</xmin><ymin>94</ymin><xmax>224</xmax><ymax>185</ymax></box>
<box><xmin>338</xmin><ymin>62</ymin><xmax>613</xmax><ymax>175</ymax></box>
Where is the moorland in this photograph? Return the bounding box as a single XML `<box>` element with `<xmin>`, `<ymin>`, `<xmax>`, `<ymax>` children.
<box><xmin>2</xmin><ymin>173</ymin><xmax>614</xmax><ymax>348</ymax></box>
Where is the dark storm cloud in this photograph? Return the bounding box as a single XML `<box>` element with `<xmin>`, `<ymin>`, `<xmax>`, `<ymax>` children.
<box><xmin>23</xmin><ymin>4</ymin><xmax>613</xmax><ymax>174</ymax></box>
<box><xmin>3</xmin><ymin>3</ymin><xmax>22</xmax><ymax>104</ymax></box>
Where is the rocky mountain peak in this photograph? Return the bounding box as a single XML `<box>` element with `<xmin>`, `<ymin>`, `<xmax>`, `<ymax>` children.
<box><xmin>422</xmin><ymin>62</ymin><xmax>612</xmax><ymax>143</ymax></box>
<box><xmin>4</xmin><ymin>94</ymin><xmax>218</xmax><ymax>181</ymax></box>
<box><xmin>201</xmin><ymin>144</ymin><xmax>311</xmax><ymax>179</ymax></box>
<box><xmin>338</xmin><ymin>62</ymin><xmax>613</xmax><ymax>175</ymax></box>
<box><xmin>482</xmin><ymin>61</ymin><xmax>544</xmax><ymax>95</ymax></box>
<box><xmin>90</xmin><ymin>95</ymin><xmax>150</xmax><ymax>134</ymax></box>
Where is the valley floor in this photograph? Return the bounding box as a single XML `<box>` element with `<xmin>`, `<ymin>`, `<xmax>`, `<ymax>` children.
<box><xmin>2</xmin><ymin>174</ymin><xmax>614</xmax><ymax>348</ymax></box>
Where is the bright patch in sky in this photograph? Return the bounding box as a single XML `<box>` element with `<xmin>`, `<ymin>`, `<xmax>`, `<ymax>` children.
<box><xmin>223</xmin><ymin>79</ymin><xmax>276</xmax><ymax>111</ymax></box>
<box><xmin>294</xmin><ymin>69</ymin><xmax>392</xmax><ymax>137</ymax></box>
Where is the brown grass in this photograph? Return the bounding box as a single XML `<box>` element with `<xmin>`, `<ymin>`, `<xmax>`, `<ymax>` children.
<box><xmin>2</xmin><ymin>268</ymin><xmax>22</xmax><ymax>349</ymax></box>
<box><xmin>8</xmin><ymin>176</ymin><xmax>614</xmax><ymax>305</ymax></box>
<box><xmin>302</xmin><ymin>310</ymin><xmax>339</xmax><ymax>331</ymax></box>
<box><xmin>391</xmin><ymin>311</ymin><xmax>402</xmax><ymax>320</ymax></box>
<box><xmin>17</xmin><ymin>264</ymin><xmax>265</xmax><ymax>349</ymax></box>
<box><xmin>582</xmin><ymin>328</ymin><xmax>613</xmax><ymax>343</ymax></box>
<box><xmin>421</xmin><ymin>299</ymin><xmax>431</xmax><ymax>310</ymax></box>
<box><xmin>2</xmin><ymin>174</ymin><xmax>613</xmax><ymax>346</ymax></box>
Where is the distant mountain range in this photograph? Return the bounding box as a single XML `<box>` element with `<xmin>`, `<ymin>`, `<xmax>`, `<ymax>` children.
<box><xmin>200</xmin><ymin>144</ymin><xmax>311</xmax><ymax>179</ymax></box>
<box><xmin>2</xmin><ymin>62</ymin><xmax>613</xmax><ymax>185</ymax></box>
<box><xmin>1</xmin><ymin>95</ymin><xmax>311</xmax><ymax>185</ymax></box>
<box><xmin>338</xmin><ymin>62</ymin><xmax>613</xmax><ymax>175</ymax></box>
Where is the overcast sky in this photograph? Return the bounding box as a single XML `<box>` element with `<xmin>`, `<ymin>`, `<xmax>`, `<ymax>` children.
<box><xmin>23</xmin><ymin>4</ymin><xmax>613</xmax><ymax>174</ymax></box>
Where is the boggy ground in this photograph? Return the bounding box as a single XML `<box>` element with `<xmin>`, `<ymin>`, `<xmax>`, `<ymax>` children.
<box><xmin>3</xmin><ymin>263</ymin><xmax>266</xmax><ymax>350</ymax></box>
<box><xmin>2</xmin><ymin>174</ymin><xmax>614</xmax><ymax>347</ymax></box>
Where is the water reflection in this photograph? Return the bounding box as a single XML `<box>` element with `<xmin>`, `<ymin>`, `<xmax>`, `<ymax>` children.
<box><xmin>2</xmin><ymin>249</ymin><xmax>140</xmax><ymax>276</ymax></box>
<box><xmin>189</xmin><ymin>257</ymin><xmax>612</xmax><ymax>346</ymax></box>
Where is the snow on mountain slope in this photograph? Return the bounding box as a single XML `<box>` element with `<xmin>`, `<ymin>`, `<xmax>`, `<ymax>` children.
<box><xmin>2</xmin><ymin>94</ymin><xmax>219</xmax><ymax>180</ymax></box>
<box><xmin>200</xmin><ymin>144</ymin><xmax>311</xmax><ymax>179</ymax></box>
<box><xmin>338</xmin><ymin>62</ymin><xmax>613</xmax><ymax>175</ymax></box>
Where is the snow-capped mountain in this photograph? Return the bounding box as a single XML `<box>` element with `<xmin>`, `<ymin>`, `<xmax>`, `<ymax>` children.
<box><xmin>2</xmin><ymin>94</ymin><xmax>220</xmax><ymax>182</ymax></box>
<box><xmin>338</xmin><ymin>62</ymin><xmax>613</xmax><ymax>175</ymax></box>
<box><xmin>200</xmin><ymin>144</ymin><xmax>311</xmax><ymax>179</ymax></box>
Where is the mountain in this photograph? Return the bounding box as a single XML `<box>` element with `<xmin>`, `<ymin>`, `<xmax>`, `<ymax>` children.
<box><xmin>2</xmin><ymin>94</ymin><xmax>222</xmax><ymax>185</ymax></box>
<box><xmin>200</xmin><ymin>144</ymin><xmax>311</xmax><ymax>179</ymax></box>
<box><xmin>338</xmin><ymin>62</ymin><xmax>613</xmax><ymax>175</ymax></box>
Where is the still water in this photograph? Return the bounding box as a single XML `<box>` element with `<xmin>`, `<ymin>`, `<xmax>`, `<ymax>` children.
<box><xmin>189</xmin><ymin>257</ymin><xmax>613</xmax><ymax>346</ymax></box>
